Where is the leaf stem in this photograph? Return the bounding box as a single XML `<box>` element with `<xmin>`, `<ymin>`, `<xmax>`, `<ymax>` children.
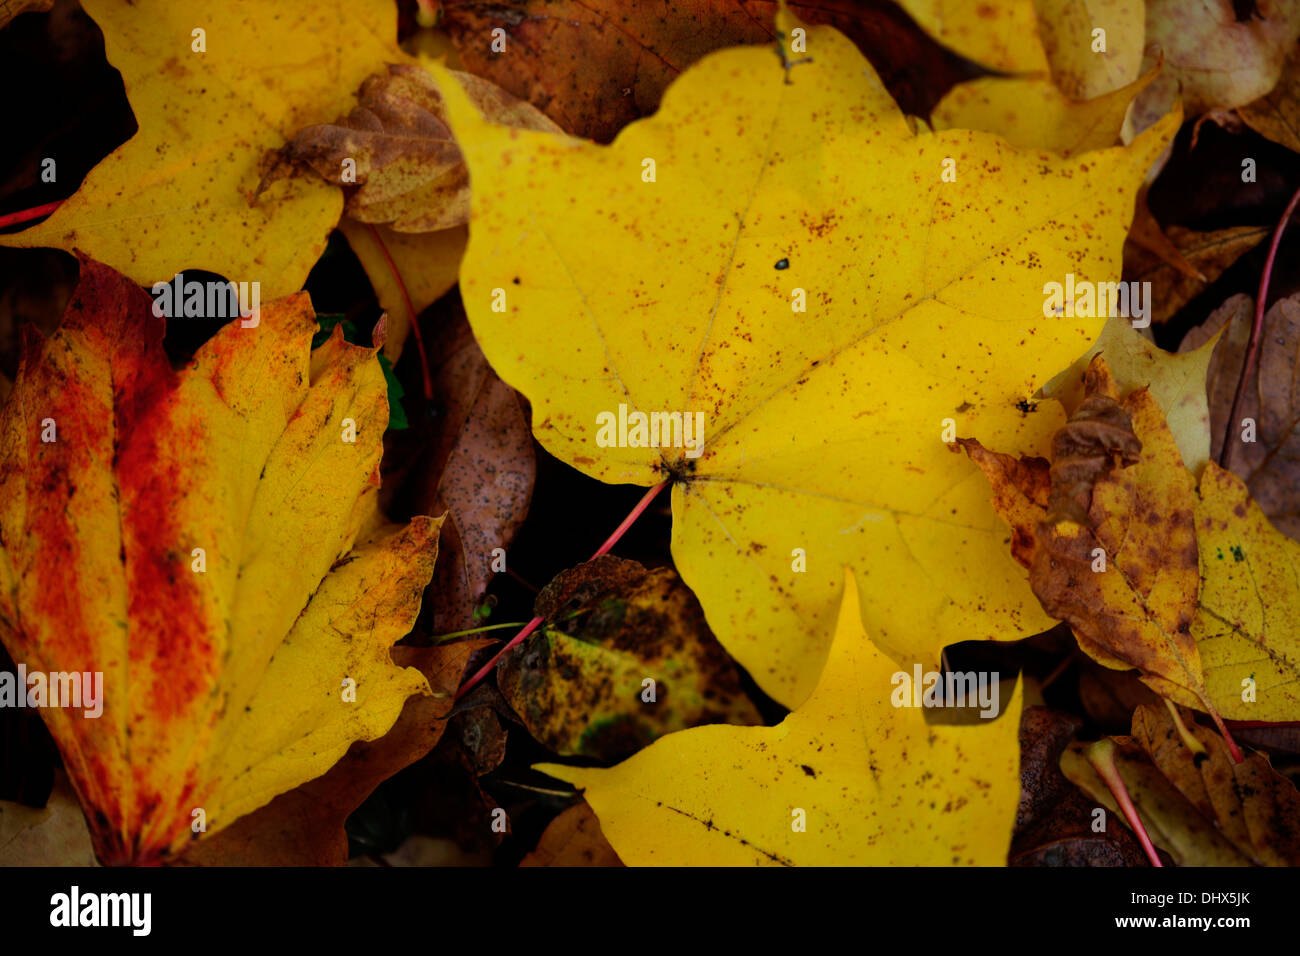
<box><xmin>1205</xmin><ymin>707</ymin><xmax>1245</xmax><ymax>764</ymax></box>
<box><xmin>1088</xmin><ymin>739</ymin><xmax>1162</xmax><ymax>867</ymax></box>
<box><xmin>1221</xmin><ymin>181</ymin><xmax>1300</xmax><ymax>469</ymax></box>
<box><xmin>432</xmin><ymin>621</ymin><xmax>529</xmax><ymax>643</ymax></box>
<box><xmin>454</xmin><ymin>479</ymin><xmax>669</xmax><ymax>699</ymax></box>
<box><xmin>365</xmin><ymin>223</ymin><xmax>434</xmax><ymax>402</ymax></box>
<box><xmin>0</xmin><ymin>200</ymin><xmax>63</xmax><ymax>230</ymax></box>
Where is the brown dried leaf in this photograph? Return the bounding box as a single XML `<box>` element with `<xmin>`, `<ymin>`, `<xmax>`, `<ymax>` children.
<box><xmin>1123</xmin><ymin>225</ymin><xmax>1268</xmax><ymax>326</ymax></box>
<box><xmin>1186</xmin><ymin>293</ymin><xmax>1300</xmax><ymax>542</ymax></box>
<box><xmin>1132</xmin><ymin>0</ymin><xmax>1300</xmax><ymax>125</ymax></box>
<box><xmin>408</xmin><ymin>305</ymin><xmax>536</xmax><ymax>633</ymax></box>
<box><xmin>1239</xmin><ymin>44</ymin><xmax>1300</xmax><ymax>152</ymax></box>
<box><xmin>1010</xmin><ymin>707</ymin><xmax>1151</xmax><ymax>866</ymax></box>
<box><xmin>0</xmin><ymin>0</ymin><xmax>51</xmax><ymax>31</ymax></box>
<box><xmin>1061</xmin><ymin>704</ymin><xmax>1300</xmax><ymax>866</ymax></box>
<box><xmin>521</xmin><ymin>801</ymin><xmax>622</xmax><ymax>867</ymax></box>
<box><xmin>1045</xmin><ymin>359</ymin><xmax>1143</xmax><ymax>523</ymax></box>
<box><xmin>273</xmin><ymin>64</ymin><xmax>561</xmax><ymax>232</ymax></box>
<box><xmin>962</xmin><ymin>356</ymin><xmax>1214</xmax><ymax>715</ymax></box>
<box><xmin>438</xmin><ymin>0</ymin><xmax>978</xmax><ymax>142</ymax></box>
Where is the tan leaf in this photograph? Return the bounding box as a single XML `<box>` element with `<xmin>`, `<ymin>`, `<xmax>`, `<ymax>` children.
<box><xmin>273</xmin><ymin>64</ymin><xmax>562</xmax><ymax>233</ymax></box>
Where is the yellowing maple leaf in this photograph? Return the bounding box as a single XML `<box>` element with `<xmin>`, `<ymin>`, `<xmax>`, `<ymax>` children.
<box><xmin>539</xmin><ymin>573</ymin><xmax>1024</xmax><ymax>866</ymax></box>
<box><xmin>894</xmin><ymin>0</ymin><xmax>1048</xmax><ymax>73</ymax></box>
<box><xmin>0</xmin><ymin>258</ymin><xmax>434</xmax><ymax>864</ymax></box>
<box><xmin>929</xmin><ymin>0</ymin><xmax>1154</xmax><ymax>157</ymax></box>
<box><xmin>430</xmin><ymin>9</ymin><xmax>1174</xmax><ymax>706</ymax></box>
<box><xmin>0</xmin><ymin>0</ymin><xmax>404</xmax><ymax>297</ymax></box>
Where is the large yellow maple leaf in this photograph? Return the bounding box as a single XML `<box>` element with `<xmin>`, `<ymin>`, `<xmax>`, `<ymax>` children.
<box><xmin>540</xmin><ymin>573</ymin><xmax>1024</xmax><ymax>866</ymax></box>
<box><xmin>431</xmin><ymin>10</ymin><xmax>1174</xmax><ymax>706</ymax></box>
<box><xmin>0</xmin><ymin>0</ymin><xmax>403</xmax><ymax>298</ymax></box>
<box><xmin>0</xmin><ymin>258</ymin><xmax>434</xmax><ymax>864</ymax></box>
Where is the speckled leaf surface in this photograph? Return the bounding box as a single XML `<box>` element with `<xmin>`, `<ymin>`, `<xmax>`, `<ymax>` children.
<box><xmin>431</xmin><ymin>8</ymin><xmax>1174</xmax><ymax>706</ymax></box>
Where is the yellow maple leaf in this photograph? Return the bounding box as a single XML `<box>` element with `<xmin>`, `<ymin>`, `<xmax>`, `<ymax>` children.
<box><xmin>539</xmin><ymin>572</ymin><xmax>1024</xmax><ymax>866</ymax></box>
<box><xmin>0</xmin><ymin>258</ymin><xmax>434</xmax><ymax>864</ymax></box>
<box><xmin>0</xmin><ymin>0</ymin><xmax>404</xmax><ymax>298</ymax></box>
<box><xmin>929</xmin><ymin>0</ymin><xmax>1154</xmax><ymax>157</ymax></box>
<box><xmin>429</xmin><ymin>8</ymin><xmax>1174</xmax><ymax>706</ymax></box>
<box><xmin>894</xmin><ymin>0</ymin><xmax>1049</xmax><ymax>73</ymax></box>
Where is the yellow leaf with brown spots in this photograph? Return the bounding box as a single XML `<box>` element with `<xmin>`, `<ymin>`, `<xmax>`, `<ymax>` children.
<box><xmin>429</xmin><ymin>7</ymin><xmax>1174</xmax><ymax>706</ymax></box>
<box><xmin>933</xmin><ymin>67</ymin><xmax>1156</xmax><ymax>157</ymax></box>
<box><xmin>930</xmin><ymin>0</ymin><xmax>1154</xmax><ymax>157</ymax></box>
<box><xmin>0</xmin><ymin>257</ymin><xmax>435</xmax><ymax>864</ymax></box>
<box><xmin>963</xmin><ymin>356</ymin><xmax>1300</xmax><ymax>722</ymax></box>
<box><xmin>895</xmin><ymin>0</ymin><xmax>1049</xmax><ymax>73</ymax></box>
<box><xmin>0</xmin><ymin>0</ymin><xmax>404</xmax><ymax>297</ymax></box>
<box><xmin>538</xmin><ymin>573</ymin><xmax>1024</xmax><ymax>866</ymax></box>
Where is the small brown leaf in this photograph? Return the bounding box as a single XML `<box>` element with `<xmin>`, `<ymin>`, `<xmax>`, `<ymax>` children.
<box><xmin>1046</xmin><ymin>357</ymin><xmax>1143</xmax><ymax>523</ymax></box>
<box><xmin>1188</xmin><ymin>293</ymin><xmax>1300</xmax><ymax>542</ymax></box>
<box><xmin>521</xmin><ymin>801</ymin><xmax>622</xmax><ymax>867</ymax></box>
<box><xmin>270</xmin><ymin>64</ymin><xmax>561</xmax><ymax>232</ymax></box>
<box><xmin>1124</xmin><ymin>225</ymin><xmax>1267</xmax><ymax>325</ymax></box>
<box><xmin>414</xmin><ymin>304</ymin><xmax>535</xmax><ymax>633</ymax></box>
<box><xmin>1010</xmin><ymin>707</ymin><xmax>1152</xmax><ymax>866</ymax></box>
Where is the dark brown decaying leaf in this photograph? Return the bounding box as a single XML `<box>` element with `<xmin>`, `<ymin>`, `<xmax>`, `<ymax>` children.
<box><xmin>1045</xmin><ymin>360</ymin><xmax>1143</xmax><ymax>524</ymax></box>
<box><xmin>179</xmin><ymin>640</ymin><xmax>485</xmax><ymax>866</ymax></box>
<box><xmin>1062</xmin><ymin>704</ymin><xmax>1300</xmax><ymax>866</ymax></box>
<box><xmin>1011</xmin><ymin>707</ymin><xmax>1152</xmax><ymax>866</ymax></box>
<box><xmin>438</xmin><ymin>0</ymin><xmax>979</xmax><ymax>142</ymax></box>
<box><xmin>1184</xmin><ymin>293</ymin><xmax>1300</xmax><ymax>542</ymax></box>
<box><xmin>401</xmin><ymin>303</ymin><xmax>535</xmax><ymax>633</ymax></box>
<box><xmin>498</xmin><ymin>557</ymin><xmax>761</xmax><ymax>761</ymax></box>
<box><xmin>267</xmin><ymin>63</ymin><xmax>561</xmax><ymax>231</ymax></box>
<box><xmin>532</xmin><ymin>554</ymin><xmax>648</xmax><ymax>623</ymax></box>
<box><xmin>520</xmin><ymin>800</ymin><xmax>622</xmax><ymax>867</ymax></box>
<box><xmin>0</xmin><ymin>0</ymin><xmax>52</xmax><ymax>32</ymax></box>
<box><xmin>1077</xmin><ymin>663</ymin><xmax>1164</xmax><ymax>734</ymax></box>
<box><xmin>416</xmin><ymin>708</ymin><xmax>511</xmax><ymax>854</ymax></box>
